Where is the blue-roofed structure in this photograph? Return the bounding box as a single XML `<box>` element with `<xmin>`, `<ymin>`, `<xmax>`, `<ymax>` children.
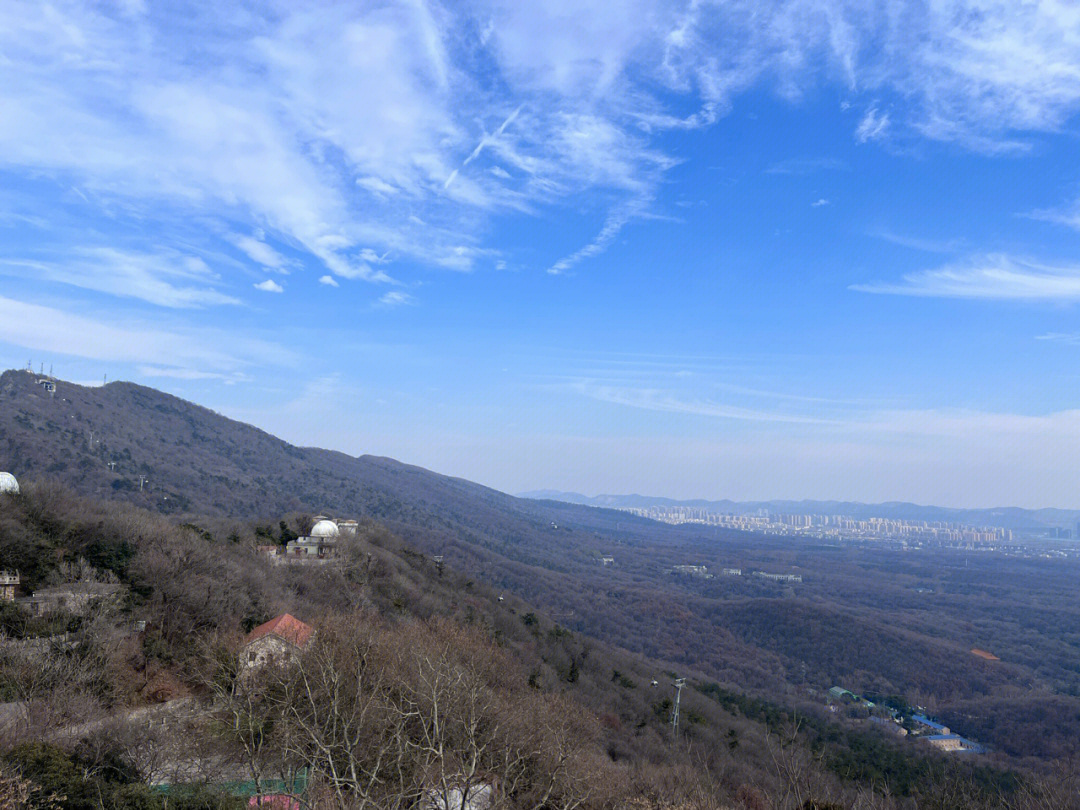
<box><xmin>912</xmin><ymin>714</ymin><xmax>949</xmax><ymax>733</ymax></box>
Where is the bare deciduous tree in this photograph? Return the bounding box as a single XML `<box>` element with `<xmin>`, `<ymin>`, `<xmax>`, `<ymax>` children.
<box><xmin>207</xmin><ymin>614</ymin><xmax>606</xmax><ymax>810</ymax></box>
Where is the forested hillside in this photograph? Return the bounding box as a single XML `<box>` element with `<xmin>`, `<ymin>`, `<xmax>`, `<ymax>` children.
<box><xmin>0</xmin><ymin>482</ymin><xmax>1062</xmax><ymax>809</ymax></box>
<box><xmin>4</xmin><ymin>369</ymin><xmax>1080</xmax><ymax>805</ymax></box>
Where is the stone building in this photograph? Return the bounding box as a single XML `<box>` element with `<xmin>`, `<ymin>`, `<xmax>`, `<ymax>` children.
<box><xmin>926</xmin><ymin>734</ymin><xmax>964</xmax><ymax>751</ymax></box>
<box><xmin>0</xmin><ymin>571</ymin><xmax>19</xmax><ymax>602</ymax></box>
<box><xmin>240</xmin><ymin>613</ymin><xmax>315</xmax><ymax>671</ymax></box>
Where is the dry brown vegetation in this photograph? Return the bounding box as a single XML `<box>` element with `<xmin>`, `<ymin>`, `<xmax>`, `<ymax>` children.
<box><xmin>0</xmin><ymin>479</ymin><xmax>1078</xmax><ymax>806</ymax></box>
<box><xmin>6</xmin><ymin>367</ymin><xmax>1080</xmax><ymax>763</ymax></box>
<box><xmin>205</xmin><ymin>616</ymin><xmax>608</xmax><ymax>810</ymax></box>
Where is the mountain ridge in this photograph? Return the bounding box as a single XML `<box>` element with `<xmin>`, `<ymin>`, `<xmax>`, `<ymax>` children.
<box><xmin>0</xmin><ymin>367</ymin><xmax>691</xmax><ymax>603</ymax></box>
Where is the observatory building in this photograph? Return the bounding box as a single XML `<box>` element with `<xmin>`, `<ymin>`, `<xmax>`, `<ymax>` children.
<box><xmin>284</xmin><ymin>515</ymin><xmax>358</xmax><ymax>558</ymax></box>
<box><xmin>0</xmin><ymin>472</ymin><xmax>19</xmax><ymax>496</ymax></box>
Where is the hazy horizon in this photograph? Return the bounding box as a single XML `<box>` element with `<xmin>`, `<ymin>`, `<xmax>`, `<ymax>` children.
<box><xmin>3</xmin><ymin>3</ymin><xmax>1080</xmax><ymax>509</ymax></box>
<box><xmin>8</xmin><ymin>366</ymin><xmax>1080</xmax><ymax>513</ymax></box>
<box><xmin>516</xmin><ymin>487</ymin><xmax>1080</xmax><ymax>514</ymax></box>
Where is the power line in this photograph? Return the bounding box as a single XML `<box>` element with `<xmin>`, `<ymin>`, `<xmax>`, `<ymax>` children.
<box><xmin>672</xmin><ymin>677</ymin><xmax>686</xmax><ymax>739</ymax></box>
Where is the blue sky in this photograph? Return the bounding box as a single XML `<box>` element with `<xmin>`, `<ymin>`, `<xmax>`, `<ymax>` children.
<box><xmin>3</xmin><ymin>1</ymin><xmax>1080</xmax><ymax>508</ymax></box>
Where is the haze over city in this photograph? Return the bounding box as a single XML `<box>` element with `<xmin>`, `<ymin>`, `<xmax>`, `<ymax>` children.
<box><xmin>3</xmin><ymin>1</ymin><xmax>1080</xmax><ymax>507</ymax></box>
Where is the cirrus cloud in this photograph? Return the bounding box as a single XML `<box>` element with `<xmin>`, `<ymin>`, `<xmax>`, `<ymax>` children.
<box><xmin>2</xmin><ymin>0</ymin><xmax>1079</xmax><ymax>294</ymax></box>
<box><xmin>851</xmin><ymin>255</ymin><xmax>1080</xmax><ymax>301</ymax></box>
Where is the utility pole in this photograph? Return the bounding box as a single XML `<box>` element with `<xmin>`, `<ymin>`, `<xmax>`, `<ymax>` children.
<box><xmin>672</xmin><ymin>677</ymin><xmax>686</xmax><ymax>739</ymax></box>
<box><xmin>138</xmin><ymin>475</ymin><xmax>148</xmax><ymax>492</ymax></box>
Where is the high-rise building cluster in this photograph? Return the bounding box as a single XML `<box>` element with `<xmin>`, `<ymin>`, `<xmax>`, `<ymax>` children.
<box><xmin>623</xmin><ymin>506</ymin><xmax>1013</xmax><ymax>545</ymax></box>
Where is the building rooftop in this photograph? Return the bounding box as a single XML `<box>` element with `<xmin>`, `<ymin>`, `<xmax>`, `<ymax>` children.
<box><xmin>243</xmin><ymin>613</ymin><xmax>315</xmax><ymax>650</ymax></box>
<box><xmin>309</xmin><ymin>519</ymin><xmax>340</xmax><ymax>538</ymax></box>
<box><xmin>925</xmin><ymin>734</ymin><xmax>984</xmax><ymax>752</ymax></box>
<box><xmin>912</xmin><ymin>715</ymin><xmax>948</xmax><ymax>731</ymax></box>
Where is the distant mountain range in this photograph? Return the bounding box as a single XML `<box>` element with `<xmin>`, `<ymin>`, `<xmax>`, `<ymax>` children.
<box><xmin>518</xmin><ymin>490</ymin><xmax>1080</xmax><ymax>532</ymax></box>
<box><xmin>3</xmin><ymin>365</ymin><xmax>1073</xmax><ymax>537</ymax></box>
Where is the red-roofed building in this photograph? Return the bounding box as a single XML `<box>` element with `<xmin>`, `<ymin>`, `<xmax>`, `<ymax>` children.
<box><xmin>240</xmin><ymin>614</ymin><xmax>315</xmax><ymax>671</ymax></box>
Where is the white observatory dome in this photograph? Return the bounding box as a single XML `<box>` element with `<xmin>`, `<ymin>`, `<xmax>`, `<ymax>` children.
<box><xmin>310</xmin><ymin>519</ymin><xmax>340</xmax><ymax>538</ymax></box>
<box><xmin>0</xmin><ymin>472</ymin><xmax>19</xmax><ymax>495</ymax></box>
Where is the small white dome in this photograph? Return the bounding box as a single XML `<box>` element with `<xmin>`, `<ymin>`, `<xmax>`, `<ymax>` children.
<box><xmin>310</xmin><ymin>519</ymin><xmax>339</xmax><ymax>538</ymax></box>
<box><xmin>0</xmin><ymin>472</ymin><xmax>19</xmax><ymax>495</ymax></box>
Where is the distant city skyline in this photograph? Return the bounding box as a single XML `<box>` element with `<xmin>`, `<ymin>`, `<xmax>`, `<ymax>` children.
<box><xmin>3</xmin><ymin>3</ymin><xmax>1080</xmax><ymax>509</ymax></box>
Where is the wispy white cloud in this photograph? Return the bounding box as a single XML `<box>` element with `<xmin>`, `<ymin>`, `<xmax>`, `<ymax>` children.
<box><xmin>0</xmin><ymin>295</ymin><xmax>284</xmax><ymax>370</ymax></box>
<box><xmin>855</xmin><ymin>407</ymin><xmax>1080</xmax><ymax>441</ymax></box>
<box><xmin>1</xmin><ymin>0</ymin><xmax>1079</xmax><ymax>290</ymax></box>
<box><xmin>765</xmin><ymin>157</ymin><xmax>848</xmax><ymax>175</ymax></box>
<box><xmin>894</xmin><ymin>1</ymin><xmax>1080</xmax><ymax>149</ymax></box>
<box><xmin>869</xmin><ymin>230</ymin><xmax>963</xmax><ymax>254</ymax></box>
<box><xmin>359</xmin><ymin>249</ymin><xmax>388</xmax><ymax>265</ymax></box>
<box><xmin>378</xmin><ymin>291</ymin><xmax>415</xmax><ymax>307</ymax></box>
<box><xmin>318</xmin><ymin>275</ymin><xmax>339</xmax><ymax>287</ymax></box>
<box><xmin>756</xmin><ymin>0</ymin><xmax>1080</xmax><ymax>152</ymax></box>
<box><xmin>575</xmin><ymin>381</ymin><xmax>1080</xmax><ymax>455</ymax></box>
<box><xmin>576</xmin><ymin>382</ymin><xmax>838</xmax><ymax>424</ymax></box>
<box><xmin>460</xmin><ymin>105</ymin><xmax>524</xmax><ymax>173</ymax></box>
<box><xmin>811</xmin><ymin>198</ymin><xmax>829</xmax><ymax>207</ymax></box>
<box><xmin>229</xmin><ymin>234</ymin><xmax>290</xmax><ymax>272</ymax></box>
<box><xmin>254</xmin><ymin>279</ymin><xmax>284</xmax><ymax>293</ymax></box>
<box><xmin>1035</xmin><ymin>332</ymin><xmax>1080</xmax><ymax>345</ymax></box>
<box><xmin>355</xmin><ymin>177</ymin><xmax>401</xmax><ymax>197</ymax></box>
<box><xmin>1028</xmin><ymin>199</ymin><xmax>1080</xmax><ymax>231</ymax></box>
<box><xmin>855</xmin><ymin>106</ymin><xmax>889</xmax><ymax>143</ymax></box>
<box><xmin>0</xmin><ymin>248</ymin><xmax>238</xmax><ymax>308</ymax></box>
<box><xmin>547</xmin><ymin>197</ymin><xmax>650</xmax><ymax>275</ymax></box>
<box><xmin>137</xmin><ymin>365</ymin><xmax>251</xmax><ymax>384</ymax></box>
<box><xmin>852</xmin><ymin>254</ymin><xmax>1080</xmax><ymax>301</ymax></box>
